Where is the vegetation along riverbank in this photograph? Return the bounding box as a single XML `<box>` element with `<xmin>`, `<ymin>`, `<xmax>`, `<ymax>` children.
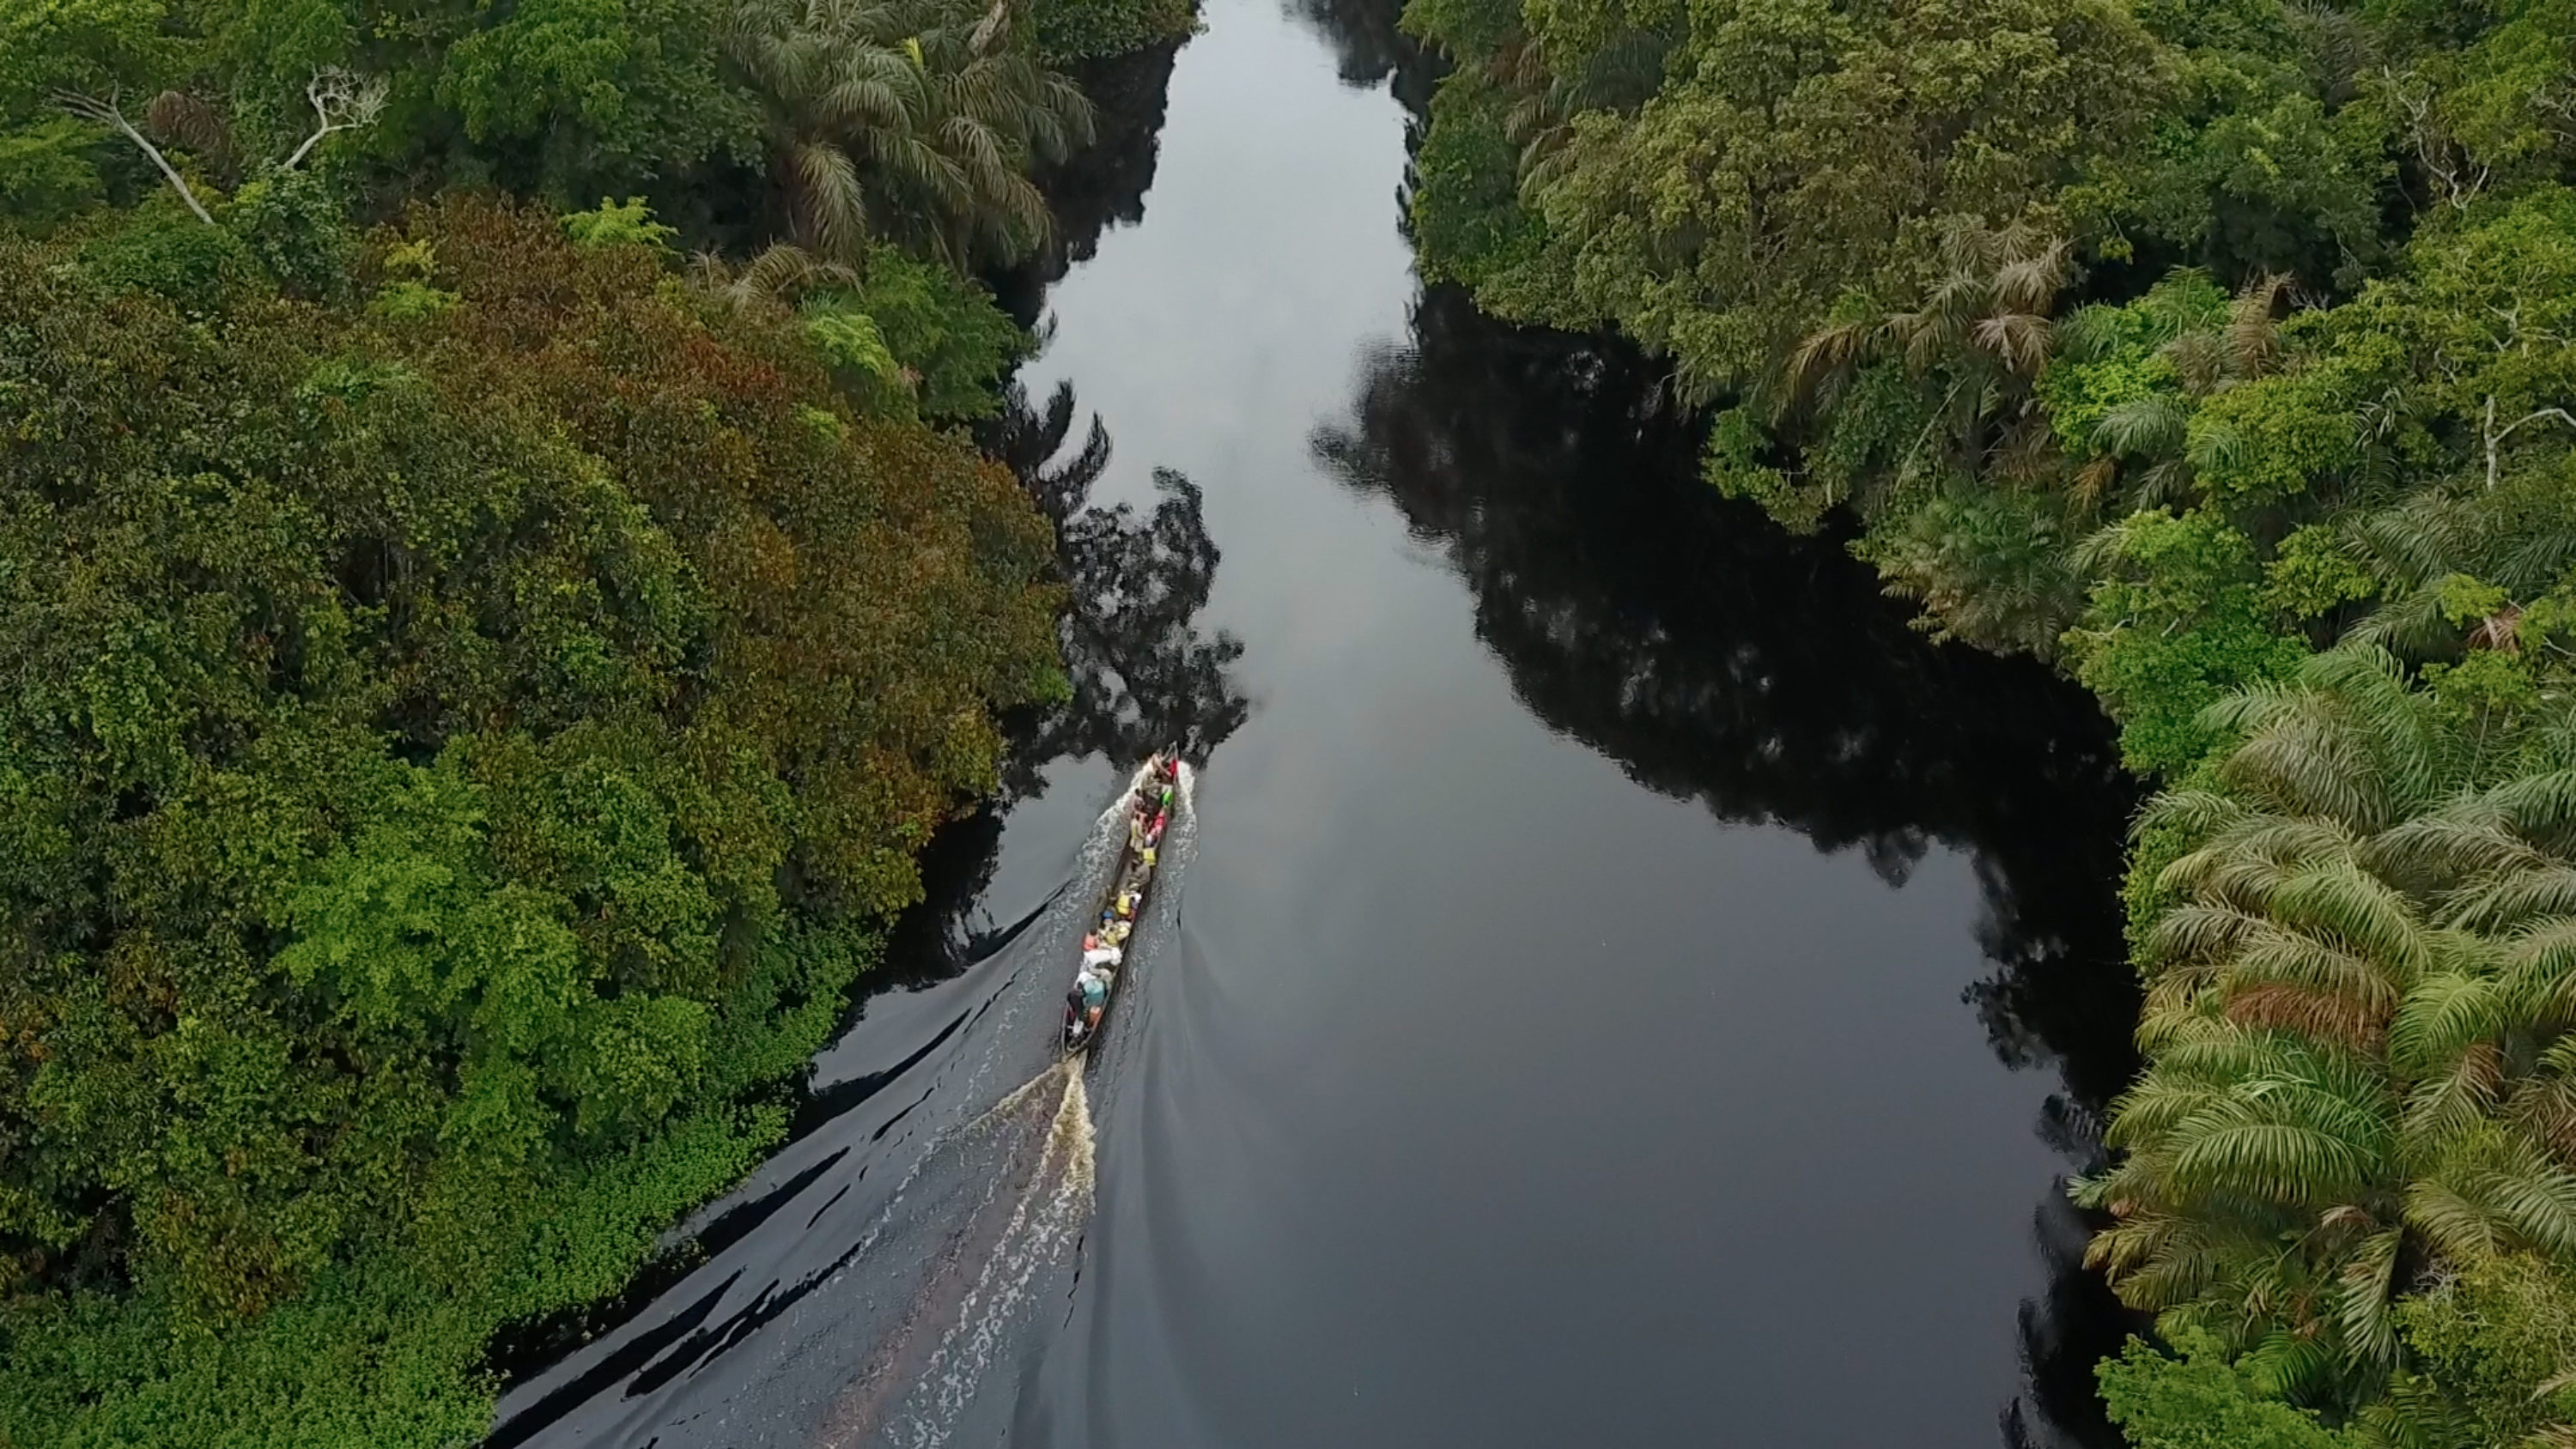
<box><xmin>1400</xmin><ymin>0</ymin><xmax>2576</xmax><ymax>1441</ymax></box>
<box><xmin>0</xmin><ymin>0</ymin><xmax>1194</xmax><ymax>1437</ymax></box>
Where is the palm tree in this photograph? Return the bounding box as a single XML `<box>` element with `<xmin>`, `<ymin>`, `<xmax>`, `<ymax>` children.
<box><xmin>2332</xmin><ymin>463</ymin><xmax>2576</xmax><ymax>666</ymax></box>
<box><xmin>1492</xmin><ymin>27</ymin><xmax>1673</xmax><ymax>194</ymax></box>
<box><xmin>2085</xmin><ymin>646</ymin><xmax>2576</xmax><ymax>1406</ymax></box>
<box><xmin>1778</xmin><ymin>258</ymin><xmax>2302</xmax><ymax>554</ymax></box>
<box><xmin>1768</xmin><ymin>223</ymin><xmax>2088</xmax><ymax>655</ymax></box>
<box><xmin>2050</xmin><ymin>270</ymin><xmax>2293</xmax><ymax>513</ymax></box>
<box><xmin>722</xmin><ymin>0</ymin><xmax>1094</xmax><ymax>269</ymax></box>
<box><xmin>690</xmin><ymin>240</ymin><xmax>861</xmax><ymax>309</ymax></box>
<box><xmin>1780</xmin><ymin>218</ymin><xmax>2074</xmax><ymax>488</ymax></box>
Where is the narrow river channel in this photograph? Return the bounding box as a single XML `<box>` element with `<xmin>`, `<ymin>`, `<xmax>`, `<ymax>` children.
<box><xmin>488</xmin><ymin>2</ymin><xmax>2147</xmax><ymax>1445</ymax></box>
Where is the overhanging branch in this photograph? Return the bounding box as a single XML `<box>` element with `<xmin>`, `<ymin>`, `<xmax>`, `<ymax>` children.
<box><xmin>282</xmin><ymin>67</ymin><xmax>387</xmax><ymax>170</ymax></box>
<box><xmin>2482</xmin><ymin>396</ymin><xmax>2576</xmax><ymax>488</ymax></box>
<box><xmin>54</xmin><ymin>88</ymin><xmax>214</xmax><ymax>225</ymax></box>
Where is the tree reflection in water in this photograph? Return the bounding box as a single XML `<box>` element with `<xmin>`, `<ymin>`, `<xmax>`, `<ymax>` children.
<box><xmin>991</xmin><ymin>41</ymin><xmax>1188</xmax><ymax>322</ymax></box>
<box><xmin>980</xmin><ymin>18</ymin><xmax>1249</xmax><ymax>791</ymax></box>
<box><xmin>876</xmin><ymin>383</ymin><xmax>1246</xmax><ymax>983</ymax></box>
<box><xmin>982</xmin><ymin>379</ymin><xmax>1249</xmax><ymax>794</ymax></box>
<box><xmin>1279</xmin><ymin>0</ymin><xmax>1441</xmax><ymax>109</ymax></box>
<box><xmin>879</xmin><ymin>23</ymin><xmax>1244</xmax><ymax>977</ymax></box>
<box><xmin>1314</xmin><ymin>286</ymin><xmax>2145</xmax><ymax>1449</ymax></box>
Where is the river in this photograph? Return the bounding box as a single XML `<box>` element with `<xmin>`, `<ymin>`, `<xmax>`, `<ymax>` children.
<box><xmin>485</xmin><ymin>2</ymin><xmax>2146</xmax><ymax>1445</ymax></box>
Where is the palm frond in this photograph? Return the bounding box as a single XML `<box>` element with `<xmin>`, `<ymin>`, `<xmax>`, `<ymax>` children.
<box><xmin>2164</xmin><ymin>329</ymin><xmax>2231</xmax><ymax>396</ymax></box>
<box><xmin>1779</xmin><ymin>319</ymin><xmax>1875</xmax><ymax>415</ymax></box>
<box><xmin>2488</xmin><ymin>771</ymin><xmax>2576</xmax><ymax>847</ymax></box>
<box><xmin>2168</xmin><ymin>1111</ymin><xmax>2385</xmax><ymax>1207</ymax></box>
<box><xmin>2223</xmin><ymin>982</ymin><xmax>2385</xmax><ymax>1051</ymax></box>
<box><xmin>1992</xmin><ymin>238</ymin><xmax>2071</xmax><ymax>316</ymax></box>
<box><xmin>2372</xmin><ymin>810</ymin><xmax>2550</xmax><ymax>892</ymax></box>
<box><xmin>2449</xmin><ymin>866</ymin><xmax>2576</xmax><ymax>937</ymax></box>
<box><xmin>720</xmin><ymin>240</ymin><xmax>861</xmax><ymax>306</ymax></box>
<box><xmin>2336</xmin><ymin>1226</ymin><xmax>2405</xmax><ymax>1371</ymax></box>
<box><xmin>786</xmin><ymin>138</ymin><xmax>872</xmax><ymax>259</ymax></box>
<box><xmin>1971</xmin><ymin>312</ymin><xmax>2053</xmax><ymax>376</ymax></box>
<box><xmin>2055</xmin><ymin>304</ymin><xmax>2129</xmax><ymax>365</ymax></box>
<box><xmin>2093</xmin><ymin>393</ymin><xmax>2189</xmax><ymax>460</ymax></box>
<box><xmin>2231</xmin><ymin>271</ymin><xmax>2294</xmax><ymax>381</ymax></box>
<box><xmin>2423</xmin><ymin>1128</ymin><xmax>2576</xmax><ymax>1258</ymax></box>
<box><xmin>2403</xmin><ymin>1038</ymin><xmax>2505</xmax><ymax>1149</ymax></box>
<box><xmin>2507</xmin><ymin>919</ymin><xmax>2576</xmax><ymax>1029</ymax></box>
<box><xmin>144</xmin><ymin>89</ymin><xmax>237</xmax><ymax>178</ymax></box>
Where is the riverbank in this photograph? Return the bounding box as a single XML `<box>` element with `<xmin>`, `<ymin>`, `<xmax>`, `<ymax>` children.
<box><xmin>483</xmin><ymin>5</ymin><xmax>2157</xmax><ymax>1440</ymax></box>
<box><xmin>0</xmin><ymin>0</ymin><xmax>1196</xmax><ymax>1437</ymax></box>
<box><xmin>1401</xmin><ymin>0</ymin><xmax>2576</xmax><ymax>1437</ymax></box>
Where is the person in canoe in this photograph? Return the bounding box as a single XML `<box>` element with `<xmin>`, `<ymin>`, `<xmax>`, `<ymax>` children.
<box><xmin>1069</xmin><ymin>752</ymin><xmax>1181</xmax><ymax>1051</ymax></box>
<box><xmin>1128</xmin><ymin>779</ymin><xmax>1166</xmax><ymax>851</ymax></box>
<box><xmin>1068</xmin><ymin>967</ymin><xmax>1109</xmax><ymax>1037</ymax></box>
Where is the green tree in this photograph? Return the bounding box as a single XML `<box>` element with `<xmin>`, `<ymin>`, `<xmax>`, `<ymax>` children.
<box><xmin>2388</xmin><ymin>1258</ymin><xmax>2576</xmax><ymax>1448</ymax></box>
<box><xmin>0</xmin><ymin>198</ymin><xmax>1059</xmax><ymax>1441</ymax></box>
<box><xmin>436</xmin><ymin>0</ymin><xmax>762</xmax><ymax>192</ymax></box>
<box><xmin>1404</xmin><ymin>0</ymin><xmax>2166</xmax><ymax>393</ymax></box>
<box><xmin>2084</xmin><ymin>646</ymin><xmax>2576</xmax><ymax>1404</ymax></box>
<box><xmin>1029</xmin><ymin>0</ymin><xmax>1195</xmax><ymax>64</ymax></box>
<box><xmin>720</xmin><ymin>0</ymin><xmax>1095</xmax><ymax>266</ymax></box>
<box><xmin>2063</xmin><ymin>509</ymin><xmax>2309</xmax><ymax>773</ymax></box>
<box><xmin>0</xmin><ymin>0</ymin><xmax>202</xmax><ymax>221</ymax></box>
<box><xmin>2099</xmin><ymin>1332</ymin><xmax>2366</xmax><ymax>1449</ymax></box>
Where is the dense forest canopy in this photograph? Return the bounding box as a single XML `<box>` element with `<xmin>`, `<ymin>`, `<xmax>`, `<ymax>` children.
<box><xmin>0</xmin><ymin>0</ymin><xmax>1194</xmax><ymax>1437</ymax></box>
<box><xmin>1400</xmin><ymin>0</ymin><xmax>2576</xmax><ymax>1440</ymax></box>
<box><xmin>0</xmin><ymin>0</ymin><xmax>1186</xmax><ymax>240</ymax></box>
<box><xmin>17</xmin><ymin>0</ymin><xmax>2576</xmax><ymax>1437</ymax></box>
<box><xmin>0</xmin><ymin>196</ymin><xmax>1063</xmax><ymax>1445</ymax></box>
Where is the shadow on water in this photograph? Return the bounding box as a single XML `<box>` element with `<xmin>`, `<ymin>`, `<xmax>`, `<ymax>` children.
<box><xmin>979</xmin><ymin>380</ymin><xmax>1252</xmax><ymax>797</ymax></box>
<box><xmin>992</xmin><ymin>41</ymin><xmax>1188</xmax><ymax>324</ymax></box>
<box><xmin>483</xmin><ymin>757</ymin><xmax>1215</xmax><ymax>1449</ymax></box>
<box><xmin>1278</xmin><ymin>0</ymin><xmax>1441</xmax><ymax>107</ymax></box>
<box><xmin>1311</xmin><ymin>285</ymin><xmax>2148</xmax><ymax>1449</ymax></box>
<box><xmin>483</xmin><ymin>372</ymin><xmax>1244</xmax><ymax>1449</ymax></box>
<box><xmin>489</xmin><ymin>0</ymin><xmax>2148</xmax><ymax>1440</ymax></box>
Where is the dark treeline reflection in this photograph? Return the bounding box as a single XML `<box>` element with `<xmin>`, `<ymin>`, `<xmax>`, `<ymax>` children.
<box><xmin>1279</xmin><ymin>0</ymin><xmax>1439</xmax><ymax>108</ymax></box>
<box><xmin>981</xmin><ymin>380</ymin><xmax>1250</xmax><ymax>794</ymax></box>
<box><xmin>993</xmin><ymin>40</ymin><xmax>1186</xmax><ymax>323</ymax></box>
<box><xmin>908</xmin><ymin>37</ymin><xmax>1242</xmax><ymax>972</ymax></box>
<box><xmin>872</xmin><ymin>382</ymin><xmax>1246</xmax><ymax>983</ymax></box>
<box><xmin>1314</xmin><ymin>287</ymin><xmax>2146</xmax><ymax>1449</ymax></box>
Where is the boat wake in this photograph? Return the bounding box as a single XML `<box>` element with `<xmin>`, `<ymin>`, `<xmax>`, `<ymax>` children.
<box><xmin>483</xmin><ymin>761</ymin><xmax>1189</xmax><ymax>1449</ymax></box>
<box><xmin>835</xmin><ymin>766</ymin><xmax>1192</xmax><ymax>1446</ymax></box>
<box><xmin>811</xmin><ymin>1062</ymin><xmax>1097</xmax><ymax>1449</ymax></box>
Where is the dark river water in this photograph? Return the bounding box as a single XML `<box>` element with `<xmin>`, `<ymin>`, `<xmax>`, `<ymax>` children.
<box><xmin>486</xmin><ymin>2</ymin><xmax>2148</xmax><ymax>1445</ymax></box>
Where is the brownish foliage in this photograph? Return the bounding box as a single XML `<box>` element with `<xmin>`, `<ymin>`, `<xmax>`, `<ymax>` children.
<box><xmin>389</xmin><ymin>197</ymin><xmax>1063</xmax><ymax>914</ymax></box>
<box><xmin>0</xmin><ymin>198</ymin><xmax>1059</xmax><ymax>1338</ymax></box>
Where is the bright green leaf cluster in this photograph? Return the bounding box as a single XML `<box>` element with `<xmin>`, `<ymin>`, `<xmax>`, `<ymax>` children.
<box><xmin>2065</xmin><ymin>510</ymin><xmax>2308</xmax><ymax>773</ymax></box>
<box><xmin>2099</xmin><ymin>1333</ymin><xmax>2363</xmax><ymax>1449</ymax></box>
<box><xmin>0</xmin><ymin>197</ymin><xmax>1060</xmax><ymax>1441</ymax></box>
